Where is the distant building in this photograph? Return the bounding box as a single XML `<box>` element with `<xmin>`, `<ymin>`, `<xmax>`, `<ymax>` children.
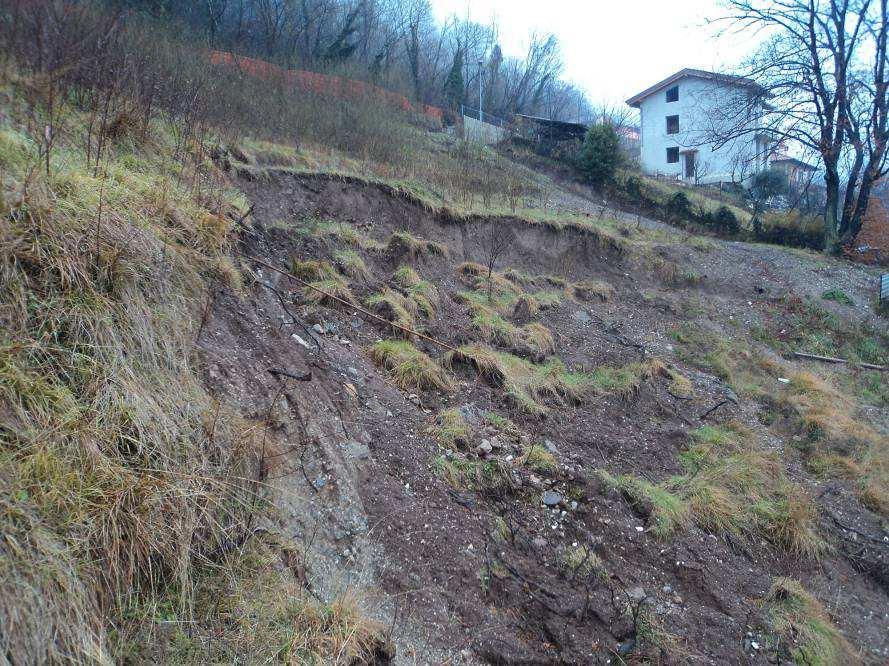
<box><xmin>513</xmin><ymin>114</ymin><xmax>588</xmax><ymax>156</ymax></box>
<box><xmin>626</xmin><ymin>68</ymin><xmax>773</xmax><ymax>185</ymax></box>
<box><xmin>769</xmin><ymin>156</ymin><xmax>818</xmax><ymax>190</ymax></box>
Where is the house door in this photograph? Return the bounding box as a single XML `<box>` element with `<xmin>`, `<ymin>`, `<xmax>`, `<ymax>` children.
<box><xmin>683</xmin><ymin>152</ymin><xmax>696</xmax><ymax>180</ymax></box>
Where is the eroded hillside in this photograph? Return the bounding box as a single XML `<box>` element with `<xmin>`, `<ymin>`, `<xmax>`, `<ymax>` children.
<box><xmin>196</xmin><ymin>160</ymin><xmax>888</xmax><ymax>664</ymax></box>
<box><xmin>1</xmin><ymin>55</ymin><xmax>887</xmax><ymax>665</ymax></box>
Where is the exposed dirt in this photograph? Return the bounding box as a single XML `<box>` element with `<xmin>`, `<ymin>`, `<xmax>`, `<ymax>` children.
<box><xmin>199</xmin><ymin>168</ymin><xmax>888</xmax><ymax>664</ymax></box>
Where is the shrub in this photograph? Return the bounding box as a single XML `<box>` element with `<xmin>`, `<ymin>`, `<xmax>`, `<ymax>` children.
<box><xmin>666</xmin><ymin>191</ymin><xmax>692</xmax><ymax>220</ymax></box>
<box><xmin>576</xmin><ymin>124</ymin><xmax>623</xmax><ymax>186</ymax></box>
<box><xmin>703</xmin><ymin>205</ymin><xmax>740</xmax><ymax>236</ymax></box>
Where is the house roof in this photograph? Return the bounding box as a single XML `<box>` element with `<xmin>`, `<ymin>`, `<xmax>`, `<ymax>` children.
<box><xmin>625</xmin><ymin>68</ymin><xmax>763</xmax><ymax>107</ymax></box>
<box><xmin>770</xmin><ymin>156</ymin><xmax>818</xmax><ymax>171</ymax></box>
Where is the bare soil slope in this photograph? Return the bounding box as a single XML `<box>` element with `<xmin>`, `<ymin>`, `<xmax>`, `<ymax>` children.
<box><xmin>204</xmin><ymin>167</ymin><xmax>888</xmax><ymax>664</ymax></box>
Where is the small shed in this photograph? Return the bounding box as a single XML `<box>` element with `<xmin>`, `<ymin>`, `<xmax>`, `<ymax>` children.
<box><xmin>514</xmin><ymin>114</ymin><xmax>588</xmax><ymax>146</ymax></box>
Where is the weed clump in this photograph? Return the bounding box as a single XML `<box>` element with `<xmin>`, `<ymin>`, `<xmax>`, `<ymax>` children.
<box><xmin>370</xmin><ymin>340</ymin><xmax>454</xmax><ymax>391</ymax></box>
<box><xmin>386</xmin><ymin>231</ymin><xmax>447</xmax><ymax>260</ymax></box>
<box><xmin>761</xmin><ymin>578</ymin><xmax>856</xmax><ymax>665</ymax></box>
<box><xmin>569</xmin><ymin>279</ymin><xmax>615</xmax><ymax>302</ymax></box>
<box><xmin>305</xmin><ymin>276</ymin><xmax>357</xmax><ymax>307</ymax></box>
<box><xmin>821</xmin><ymin>288</ymin><xmax>854</xmax><ymax>306</ymax></box>
<box><xmin>519</xmin><ymin>443</ymin><xmax>559</xmax><ymax>474</ymax></box>
<box><xmin>447</xmin><ymin>344</ymin><xmax>589</xmax><ymax>413</ymax></box>
<box><xmin>334</xmin><ymin>249</ymin><xmax>370</xmax><ymax>280</ymax></box>
<box><xmin>429</xmin><ymin>408</ymin><xmax>472</xmax><ymax>451</ymax></box>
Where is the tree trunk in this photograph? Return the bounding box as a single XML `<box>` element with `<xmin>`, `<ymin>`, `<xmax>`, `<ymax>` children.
<box><xmin>823</xmin><ymin>170</ymin><xmax>841</xmax><ymax>253</ymax></box>
<box><xmin>844</xmin><ymin>162</ymin><xmax>880</xmax><ymax>245</ymax></box>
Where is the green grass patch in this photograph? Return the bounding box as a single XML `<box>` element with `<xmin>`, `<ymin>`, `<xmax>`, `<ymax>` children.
<box><xmin>568</xmin><ymin>279</ymin><xmax>615</xmax><ymax>302</ymax></box>
<box><xmin>304</xmin><ymin>277</ymin><xmax>356</xmax><ymax>307</ymax></box>
<box><xmin>597</xmin><ymin>423</ymin><xmax>825</xmax><ymax>556</ymax></box>
<box><xmin>519</xmin><ymin>444</ymin><xmax>558</xmax><ymax>475</ymax></box>
<box><xmin>821</xmin><ymin>289</ymin><xmax>854</xmax><ymax>306</ymax></box>
<box><xmin>370</xmin><ymin>340</ymin><xmax>454</xmax><ymax>392</ymax></box>
<box><xmin>561</xmin><ymin>545</ymin><xmax>606</xmax><ymax>578</ymax></box>
<box><xmin>393</xmin><ymin>265</ymin><xmax>437</xmax><ymax>317</ymax></box>
<box><xmin>429</xmin><ymin>408</ymin><xmax>472</xmax><ymax>451</ymax></box>
<box><xmin>761</xmin><ymin>578</ymin><xmax>856</xmax><ymax>665</ymax></box>
<box><xmin>596</xmin><ymin>470</ymin><xmax>690</xmax><ymax>539</ymax></box>
<box><xmin>433</xmin><ymin>455</ymin><xmax>513</xmax><ymax>493</ymax></box>
<box><xmin>333</xmin><ymin>249</ymin><xmax>370</xmax><ymax>281</ymax></box>
<box><xmin>291</xmin><ymin>258</ymin><xmax>337</xmax><ymax>281</ymax></box>
<box><xmin>447</xmin><ymin>344</ymin><xmax>590</xmax><ymax>413</ymax></box>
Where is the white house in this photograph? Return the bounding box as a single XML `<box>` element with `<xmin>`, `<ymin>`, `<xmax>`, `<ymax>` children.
<box><xmin>626</xmin><ymin>69</ymin><xmax>773</xmax><ymax>185</ymax></box>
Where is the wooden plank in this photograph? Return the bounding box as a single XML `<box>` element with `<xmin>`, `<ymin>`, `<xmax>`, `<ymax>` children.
<box><xmin>793</xmin><ymin>351</ymin><xmax>887</xmax><ymax>372</ymax></box>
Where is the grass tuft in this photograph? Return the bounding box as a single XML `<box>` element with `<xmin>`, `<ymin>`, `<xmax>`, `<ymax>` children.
<box><xmin>446</xmin><ymin>344</ymin><xmax>589</xmax><ymax>413</ymax></box>
<box><xmin>561</xmin><ymin>545</ymin><xmax>606</xmax><ymax>578</ymax></box>
<box><xmin>761</xmin><ymin>578</ymin><xmax>857</xmax><ymax>665</ymax></box>
<box><xmin>519</xmin><ymin>444</ymin><xmax>559</xmax><ymax>474</ymax></box>
<box><xmin>334</xmin><ymin>249</ymin><xmax>370</xmax><ymax>281</ymax></box>
<box><xmin>304</xmin><ymin>277</ymin><xmax>357</xmax><ymax>307</ymax></box>
<box><xmin>292</xmin><ymin>258</ymin><xmax>337</xmax><ymax>281</ymax></box>
<box><xmin>393</xmin><ymin>265</ymin><xmax>438</xmax><ymax>317</ymax></box>
<box><xmin>568</xmin><ymin>279</ymin><xmax>615</xmax><ymax>302</ymax></box>
<box><xmin>433</xmin><ymin>455</ymin><xmax>514</xmax><ymax>493</ymax></box>
<box><xmin>386</xmin><ymin>231</ymin><xmax>447</xmax><ymax>260</ymax></box>
<box><xmin>429</xmin><ymin>408</ymin><xmax>472</xmax><ymax>451</ymax></box>
<box><xmin>370</xmin><ymin>340</ymin><xmax>454</xmax><ymax>392</ymax></box>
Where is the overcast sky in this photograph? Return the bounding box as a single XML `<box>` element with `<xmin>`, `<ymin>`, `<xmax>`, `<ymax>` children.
<box><xmin>429</xmin><ymin>0</ymin><xmax>761</xmax><ymax>110</ymax></box>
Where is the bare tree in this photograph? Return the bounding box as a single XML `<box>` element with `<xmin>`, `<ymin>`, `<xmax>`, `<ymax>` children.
<box><xmin>478</xmin><ymin>219</ymin><xmax>515</xmax><ymax>302</ymax></box>
<box><xmin>713</xmin><ymin>0</ymin><xmax>889</xmax><ymax>249</ymax></box>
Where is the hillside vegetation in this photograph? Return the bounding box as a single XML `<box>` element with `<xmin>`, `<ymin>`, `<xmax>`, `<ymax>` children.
<box><xmin>2</xmin><ymin>3</ymin><xmax>888</xmax><ymax>665</ymax></box>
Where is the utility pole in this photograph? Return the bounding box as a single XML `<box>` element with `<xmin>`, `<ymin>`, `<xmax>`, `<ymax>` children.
<box><xmin>478</xmin><ymin>58</ymin><xmax>484</xmax><ymax>123</ymax></box>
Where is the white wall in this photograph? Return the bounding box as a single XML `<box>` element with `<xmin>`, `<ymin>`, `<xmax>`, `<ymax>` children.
<box><xmin>638</xmin><ymin>76</ymin><xmax>762</xmax><ymax>185</ymax></box>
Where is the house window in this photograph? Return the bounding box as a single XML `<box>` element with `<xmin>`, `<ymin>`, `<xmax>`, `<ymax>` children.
<box><xmin>666</xmin><ymin>147</ymin><xmax>680</xmax><ymax>163</ymax></box>
<box><xmin>666</xmin><ymin>115</ymin><xmax>679</xmax><ymax>134</ymax></box>
<box><xmin>666</xmin><ymin>85</ymin><xmax>679</xmax><ymax>103</ymax></box>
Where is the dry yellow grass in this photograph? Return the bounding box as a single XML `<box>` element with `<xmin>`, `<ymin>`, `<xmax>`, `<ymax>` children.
<box><xmin>370</xmin><ymin>340</ymin><xmax>455</xmax><ymax>391</ymax></box>
<box><xmin>0</xmin><ymin>79</ymin><xmax>382</xmax><ymax>662</ymax></box>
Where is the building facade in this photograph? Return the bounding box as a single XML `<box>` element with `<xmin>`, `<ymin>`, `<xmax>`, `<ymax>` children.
<box><xmin>627</xmin><ymin>69</ymin><xmax>771</xmax><ymax>185</ymax></box>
